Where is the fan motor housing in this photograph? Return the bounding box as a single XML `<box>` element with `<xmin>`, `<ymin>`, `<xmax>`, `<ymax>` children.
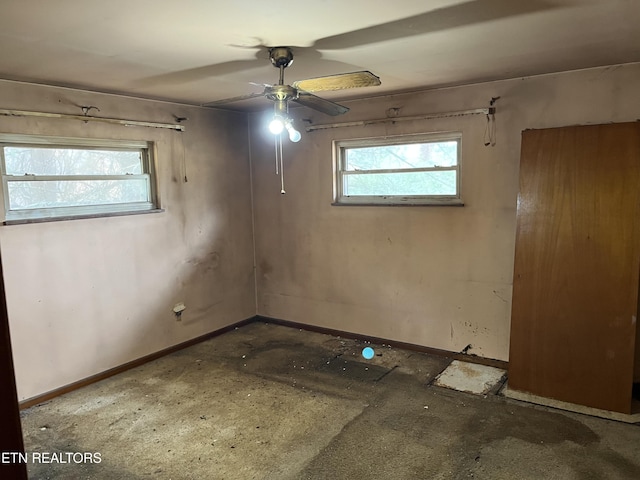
<box><xmin>269</xmin><ymin>47</ymin><xmax>294</xmax><ymax>68</ymax></box>
<box><xmin>266</xmin><ymin>84</ymin><xmax>297</xmax><ymax>101</ymax></box>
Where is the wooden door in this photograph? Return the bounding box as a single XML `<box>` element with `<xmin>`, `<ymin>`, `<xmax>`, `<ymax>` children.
<box><xmin>509</xmin><ymin>123</ymin><xmax>640</xmax><ymax>414</ymax></box>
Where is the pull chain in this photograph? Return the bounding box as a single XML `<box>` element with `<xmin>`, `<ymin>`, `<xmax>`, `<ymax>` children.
<box><xmin>274</xmin><ymin>135</ymin><xmax>279</xmax><ymax>174</ymax></box>
<box><xmin>274</xmin><ymin>134</ymin><xmax>286</xmax><ymax>194</ymax></box>
<box><xmin>279</xmin><ymin>134</ymin><xmax>285</xmax><ymax>194</ymax></box>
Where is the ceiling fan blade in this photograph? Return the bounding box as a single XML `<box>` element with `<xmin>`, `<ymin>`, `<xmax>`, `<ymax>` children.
<box><xmin>293</xmin><ymin>91</ymin><xmax>349</xmax><ymax>116</ymax></box>
<box><xmin>201</xmin><ymin>91</ymin><xmax>265</xmax><ymax>107</ymax></box>
<box><xmin>292</xmin><ymin>71</ymin><xmax>380</xmax><ymax>93</ymax></box>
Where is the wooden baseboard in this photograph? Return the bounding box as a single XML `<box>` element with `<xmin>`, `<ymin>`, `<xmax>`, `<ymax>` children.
<box><xmin>21</xmin><ymin>314</ymin><xmax>507</xmax><ymax>410</ymax></box>
<box><xmin>19</xmin><ymin>316</ymin><xmax>256</xmax><ymax>410</ymax></box>
<box><xmin>256</xmin><ymin>315</ymin><xmax>508</xmax><ymax>370</ymax></box>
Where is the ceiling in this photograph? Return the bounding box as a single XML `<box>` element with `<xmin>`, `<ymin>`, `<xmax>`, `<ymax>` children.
<box><xmin>0</xmin><ymin>0</ymin><xmax>638</xmax><ymax>112</ymax></box>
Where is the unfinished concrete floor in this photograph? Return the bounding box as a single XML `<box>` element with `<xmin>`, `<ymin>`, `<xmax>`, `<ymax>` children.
<box><xmin>20</xmin><ymin>322</ymin><xmax>640</xmax><ymax>479</ymax></box>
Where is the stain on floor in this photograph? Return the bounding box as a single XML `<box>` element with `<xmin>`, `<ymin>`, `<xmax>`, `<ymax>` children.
<box><xmin>19</xmin><ymin>322</ymin><xmax>640</xmax><ymax>479</ymax></box>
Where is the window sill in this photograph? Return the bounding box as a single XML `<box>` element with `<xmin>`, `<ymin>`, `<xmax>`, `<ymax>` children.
<box><xmin>2</xmin><ymin>208</ymin><xmax>165</xmax><ymax>225</ymax></box>
<box><xmin>332</xmin><ymin>200</ymin><xmax>465</xmax><ymax>207</ymax></box>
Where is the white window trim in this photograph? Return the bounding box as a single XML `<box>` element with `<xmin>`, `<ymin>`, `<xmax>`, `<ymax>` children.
<box><xmin>0</xmin><ymin>133</ymin><xmax>159</xmax><ymax>223</ymax></box>
<box><xmin>333</xmin><ymin>132</ymin><xmax>463</xmax><ymax>206</ymax></box>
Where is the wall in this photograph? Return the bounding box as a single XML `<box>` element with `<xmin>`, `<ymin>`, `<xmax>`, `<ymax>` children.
<box><xmin>0</xmin><ymin>81</ymin><xmax>256</xmax><ymax>401</ymax></box>
<box><xmin>250</xmin><ymin>63</ymin><xmax>640</xmax><ymax>362</ymax></box>
<box><xmin>5</xmin><ymin>63</ymin><xmax>638</xmax><ymax>401</ymax></box>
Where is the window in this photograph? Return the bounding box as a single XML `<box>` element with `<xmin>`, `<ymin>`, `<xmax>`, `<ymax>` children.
<box><xmin>0</xmin><ymin>134</ymin><xmax>158</xmax><ymax>223</ymax></box>
<box><xmin>333</xmin><ymin>132</ymin><xmax>462</xmax><ymax>205</ymax></box>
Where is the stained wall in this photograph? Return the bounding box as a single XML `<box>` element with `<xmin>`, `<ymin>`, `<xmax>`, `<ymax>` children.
<box><xmin>0</xmin><ymin>81</ymin><xmax>256</xmax><ymax>400</ymax></box>
<box><xmin>3</xmin><ymin>63</ymin><xmax>639</xmax><ymax>401</ymax></box>
<box><xmin>250</xmin><ymin>63</ymin><xmax>640</xmax><ymax>361</ymax></box>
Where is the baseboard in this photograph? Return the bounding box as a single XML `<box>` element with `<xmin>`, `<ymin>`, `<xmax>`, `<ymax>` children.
<box><xmin>19</xmin><ymin>316</ymin><xmax>256</xmax><ymax>410</ymax></box>
<box><xmin>21</xmin><ymin>314</ymin><xmax>508</xmax><ymax>409</ymax></box>
<box><xmin>256</xmin><ymin>315</ymin><xmax>508</xmax><ymax>370</ymax></box>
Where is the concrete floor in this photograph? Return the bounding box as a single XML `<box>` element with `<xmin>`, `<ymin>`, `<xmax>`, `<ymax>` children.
<box><xmin>20</xmin><ymin>322</ymin><xmax>640</xmax><ymax>479</ymax></box>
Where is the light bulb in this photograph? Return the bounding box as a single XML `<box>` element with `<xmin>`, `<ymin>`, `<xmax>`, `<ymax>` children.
<box><xmin>288</xmin><ymin>127</ymin><xmax>301</xmax><ymax>143</ymax></box>
<box><xmin>268</xmin><ymin>117</ymin><xmax>284</xmax><ymax>135</ymax></box>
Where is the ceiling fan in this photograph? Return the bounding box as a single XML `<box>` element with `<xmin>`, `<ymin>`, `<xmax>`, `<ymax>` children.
<box><xmin>203</xmin><ymin>46</ymin><xmax>380</xmax><ymax>194</ymax></box>
<box><xmin>201</xmin><ymin>46</ymin><xmax>381</xmax><ymax>129</ymax></box>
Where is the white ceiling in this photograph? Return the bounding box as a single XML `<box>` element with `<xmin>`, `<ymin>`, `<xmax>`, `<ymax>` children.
<box><xmin>0</xmin><ymin>0</ymin><xmax>638</xmax><ymax>111</ymax></box>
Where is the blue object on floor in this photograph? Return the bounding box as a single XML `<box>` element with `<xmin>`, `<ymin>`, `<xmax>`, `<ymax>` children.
<box><xmin>362</xmin><ymin>347</ymin><xmax>375</xmax><ymax>360</ymax></box>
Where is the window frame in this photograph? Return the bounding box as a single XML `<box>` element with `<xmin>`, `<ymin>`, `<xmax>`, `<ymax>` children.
<box><xmin>0</xmin><ymin>134</ymin><xmax>159</xmax><ymax>223</ymax></box>
<box><xmin>333</xmin><ymin>132</ymin><xmax>463</xmax><ymax>206</ymax></box>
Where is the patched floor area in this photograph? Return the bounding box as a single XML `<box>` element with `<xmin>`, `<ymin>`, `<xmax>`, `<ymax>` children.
<box><xmin>433</xmin><ymin>359</ymin><xmax>507</xmax><ymax>395</ymax></box>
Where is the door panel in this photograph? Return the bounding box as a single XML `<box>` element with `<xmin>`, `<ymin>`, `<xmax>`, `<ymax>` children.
<box><xmin>509</xmin><ymin>123</ymin><xmax>640</xmax><ymax>414</ymax></box>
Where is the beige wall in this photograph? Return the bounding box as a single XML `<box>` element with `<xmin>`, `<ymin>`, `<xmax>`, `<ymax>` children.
<box><xmin>250</xmin><ymin>63</ymin><xmax>640</xmax><ymax>362</ymax></box>
<box><xmin>4</xmin><ymin>63</ymin><xmax>639</xmax><ymax>401</ymax></box>
<box><xmin>0</xmin><ymin>81</ymin><xmax>256</xmax><ymax>401</ymax></box>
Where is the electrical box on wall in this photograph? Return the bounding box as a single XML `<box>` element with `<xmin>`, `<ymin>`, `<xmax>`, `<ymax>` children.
<box><xmin>173</xmin><ymin>303</ymin><xmax>186</xmax><ymax>320</ymax></box>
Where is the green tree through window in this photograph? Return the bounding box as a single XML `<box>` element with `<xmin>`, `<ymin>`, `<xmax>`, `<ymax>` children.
<box><xmin>334</xmin><ymin>133</ymin><xmax>462</xmax><ymax>205</ymax></box>
<box><xmin>1</xmin><ymin>134</ymin><xmax>157</xmax><ymax>222</ymax></box>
